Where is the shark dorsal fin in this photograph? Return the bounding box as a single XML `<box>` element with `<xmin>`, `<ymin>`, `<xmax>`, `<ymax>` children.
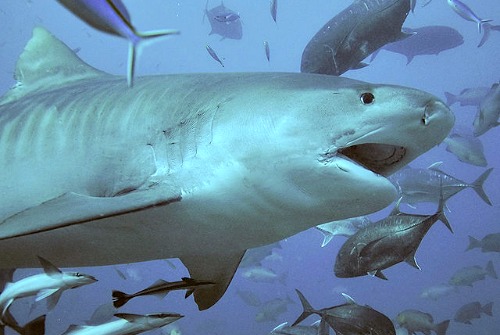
<box><xmin>1</xmin><ymin>27</ymin><xmax>106</xmax><ymax>105</ymax></box>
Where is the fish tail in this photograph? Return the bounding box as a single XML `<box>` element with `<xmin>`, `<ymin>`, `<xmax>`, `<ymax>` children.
<box><xmin>126</xmin><ymin>29</ymin><xmax>180</xmax><ymax>87</ymax></box>
<box><xmin>436</xmin><ymin>180</ymin><xmax>453</xmax><ymax>233</ymax></box>
<box><xmin>481</xmin><ymin>302</ymin><xmax>494</xmax><ymax>316</ymax></box>
<box><xmin>111</xmin><ymin>290</ymin><xmax>132</xmax><ymax>308</ymax></box>
<box><xmin>292</xmin><ymin>289</ymin><xmax>316</xmax><ymax>326</ymax></box>
<box><xmin>471</xmin><ymin>168</ymin><xmax>493</xmax><ymax>205</ymax></box>
<box><xmin>478</xmin><ymin>19</ymin><xmax>493</xmax><ymax>34</ymax></box>
<box><xmin>465</xmin><ymin>235</ymin><xmax>481</xmax><ymax>251</ymax></box>
<box><xmin>434</xmin><ymin>319</ymin><xmax>450</xmax><ymax>335</ymax></box>
<box><xmin>485</xmin><ymin>260</ymin><xmax>497</xmax><ymax>279</ymax></box>
<box><xmin>444</xmin><ymin>91</ymin><xmax>456</xmax><ymax>106</ymax></box>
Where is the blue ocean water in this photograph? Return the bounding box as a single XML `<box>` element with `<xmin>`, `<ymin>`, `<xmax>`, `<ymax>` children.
<box><xmin>0</xmin><ymin>1</ymin><xmax>499</xmax><ymax>334</ymax></box>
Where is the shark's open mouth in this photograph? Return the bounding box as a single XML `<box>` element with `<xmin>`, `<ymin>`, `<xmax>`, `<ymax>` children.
<box><xmin>321</xmin><ymin>144</ymin><xmax>406</xmax><ymax>176</ymax></box>
<box><xmin>338</xmin><ymin>144</ymin><xmax>406</xmax><ymax>176</ymax></box>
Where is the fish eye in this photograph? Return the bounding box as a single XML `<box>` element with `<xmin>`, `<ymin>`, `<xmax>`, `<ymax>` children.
<box><xmin>360</xmin><ymin>92</ymin><xmax>375</xmax><ymax>105</ymax></box>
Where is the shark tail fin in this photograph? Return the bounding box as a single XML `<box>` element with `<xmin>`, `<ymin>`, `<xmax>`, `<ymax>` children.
<box><xmin>435</xmin><ymin>320</ymin><xmax>450</xmax><ymax>335</ymax></box>
<box><xmin>485</xmin><ymin>260</ymin><xmax>497</xmax><ymax>279</ymax></box>
<box><xmin>482</xmin><ymin>302</ymin><xmax>494</xmax><ymax>316</ymax></box>
<box><xmin>126</xmin><ymin>29</ymin><xmax>180</xmax><ymax>88</ymax></box>
<box><xmin>111</xmin><ymin>290</ymin><xmax>132</xmax><ymax>308</ymax></box>
<box><xmin>292</xmin><ymin>289</ymin><xmax>316</xmax><ymax>326</ymax></box>
<box><xmin>465</xmin><ymin>235</ymin><xmax>481</xmax><ymax>251</ymax></box>
<box><xmin>471</xmin><ymin>168</ymin><xmax>493</xmax><ymax>205</ymax></box>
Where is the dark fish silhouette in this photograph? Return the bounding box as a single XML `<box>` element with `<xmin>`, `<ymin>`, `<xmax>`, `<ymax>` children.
<box><xmin>112</xmin><ymin>277</ymin><xmax>215</xmax><ymax>308</ymax></box>
<box><xmin>293</xmin><ymin>289</ymin><xmax>396</xmax><ymax>335</ymax></box>
<box><xmin>204</xmin><ymin>1</ymin><xmax>242</xmax><ymax>40</ymax></box>
<box><xmin>270</xmin><ymin>0</ymin><xmax>278</xmax><ymax>22</ymax></box>
<box><xmin>206</xmin><ymin>44</ymin><xmax>224</xmax><ymax>67</ymax></box>
<box><xmin>370</xmin><ymin>25</ymin><xmax>464</xmax><ymax>64</ymax></box>
<box><xmin>334</xmin><ymin>190</ymin><xmax>452</xmax><ymax>280</ymax></box>
<box><xmin>301</xmin><ymin>0</ymin><xmax>411</xmax><ymax>76</ymax></box>
<box><xmin>264</xmin><ymin>41</ymin><xmax>270</xmax><ymax>61</ymax></box>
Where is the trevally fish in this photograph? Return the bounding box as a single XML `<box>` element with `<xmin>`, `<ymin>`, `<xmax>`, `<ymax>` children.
<box><xmin>444</xmin><ymin>86</ymin><xmax>490</xmax><ymax>107</ymax></box>
<box><xmin>389</xmin><ymin>163</ymin><xmax>492</xmax><ymax>206</ymax></box>
<box><xmin>270</xmin><ymin>0</ymin><xmax>278</xmax><ymax>23</ymax></box>
<box><xmin>62</xmin><ymin>313</ymin><xmax>183</xmax><ymax>335</ymax></box>
<box><xmin>301</xmin><ymin>0</ymin><xmax>412</xmax><ymax>76</ymax></box>
<box><xmin>466</xmin><ymin>233</ymin><xmax>500</xmax><ymax>253</ymax></box>
<box><xmin>454</xmin><ymin>301</ymin><xmax>493</xmax><ymax>324</ymax></box>
<box><xmin>396</xmin><ymin>309</ymin><xmax>449</xmax><ymax>335</ymax></box>
<box><xmin>446</xmin><ymin>0</ymin><xmax>492</xmax><ymax>33</ymax></box>
<box><xmin>0</xmin><ymin>256</ymin><xmax>96</xmax><ymax>321</ymax></box>
<box><xmin>264</xmin><ymin>41</ymin><xmax>270</xmax><ymax>62</ymax></box>
<box><xmin>293</xmin><ymin>290</ymin><xmax>396</xmax><ymax>335</ymax></box>
<box><xmin>316</xmin><ymin>216</ymin><xmax>372</xmax><ymax>247</ymax></box>
<box><xmin>449</xmin><ymin>260</ymin><xmax>498</xmax><ymax>287</ymax></box>
<box><xmin>473</xmin><ymin>82</ymin><xmax>500</xmax><ymax>137</ymax></box>
<box><xmin>57</xmin><ymin>0</ymin><xmax>179</xmax><ymax>87</ymax></box>
<box><xmin>443</xmin><ymin>132</ymin><xmax>487</xmax><ymax>167</ymax></box>
<box><xmin>419</xmin><ymin>283</ymin><xmax>459</xmax><ymax>301</ymax></box>
<box><xmin>204</xmin><ymin>1</ymin><xmax>242</xmax><ymax>40</ymax></box>
<box><xmin>334</xmin><ymin>190</ymin><xmax>451</xmax><ymax>280</ymax></box>
<box><xmin>112</xmin><ymin>277</ymin><xmax>215</xmax><ymax>308</ymax></box>
<box><xmin>0</xmin><ymin>27</ymin><xmax>454</xmax><ymax>311</ymax></box>
<box><xmin>370</xmin><ymin>25</ymin><xmax>464</xmax><ymax>65</ymax></box>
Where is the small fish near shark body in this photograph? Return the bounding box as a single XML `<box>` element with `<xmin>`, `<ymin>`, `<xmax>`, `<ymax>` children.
<box><xmin>0</xmin><ymin>27</ymin><xmax>454</xmax><ymax>311</ymax></box>
<box><xmin>57</xmin><ymin>0</ymin><xmax>179</xmax><ymax>88</ymax></box>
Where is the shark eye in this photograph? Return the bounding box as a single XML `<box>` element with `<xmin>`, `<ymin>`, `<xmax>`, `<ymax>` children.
<box><xmin>360</xmin><ymin>92</ymin><xmax>375</xmax><ymax>105</ymax></box>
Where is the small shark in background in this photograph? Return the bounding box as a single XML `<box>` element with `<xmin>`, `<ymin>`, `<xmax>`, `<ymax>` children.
<box><xmin>57</xmin><ymin>0</ymin><xmax>179</xmax><ymax>87</ymax></box>
<box><xmin>112</xmin><ymin>277</ymin><xmax>215</xmax><ymax>308</ymax></box>
<box><xmin>446</xmin><ymin>0</ymin><xmax>492</xmax><ymax>33</ymax></box>
<box><xmin>62</xmin><ymin>313</ymin><xmax>183</xmax><ymax>335</ymax></box>
<box><xmin>0</xmin><ymin>256</ymin><xmax>96</xmax><ymax>323</ymax></box>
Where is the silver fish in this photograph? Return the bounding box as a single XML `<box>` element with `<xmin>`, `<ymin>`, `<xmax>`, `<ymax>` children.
<box><xmin>206</xmin><ymin>44</ymin><xmax>224</xmax><ymax>67</ymax></box>
<box><xmin>447</xmin><ymin>0</ymin><xmax>492</xmax><ymax>33</ymax></box>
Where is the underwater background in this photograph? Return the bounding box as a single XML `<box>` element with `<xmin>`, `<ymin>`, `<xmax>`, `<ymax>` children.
<box><xmin>0</xmin><ymin>1</ymin><xmax>499</xmax><ymax>334</ymax></box>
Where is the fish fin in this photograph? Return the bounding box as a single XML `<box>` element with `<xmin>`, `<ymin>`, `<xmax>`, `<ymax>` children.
<box><xmin>465</xmin><ymin>235</ymin><xmax>481</xmax><ymax>251</ymax></box>
<box><xmin>471</xmin><ymin>168</ymin><xmax>493</xmax><ymax>205</ymax></box>
<box><xmin>126</xmin><ymin>29</ymin><xmax>179</xmax><ymax>88</ymax></box>
<box><xmin>368</xmin><ymin>270</ymin><xmax>387</xmax><ymax>280</ymax></box>
<box><xmin>359</xmin><ymin>238</ymin><xmax>384</xmax><ymax>257</ymax></box>
<box><xmin>404</xmin><ymin>251</ymin><xmax>421</xmax><ymax>270</ymax></box>
<box><xmin>435</xmin><ymin>320</ymin><xmax>450</xmax><ymax>335</ymax></box>
<box><xmin>406</xmin><ymin>54</ymin><xmax>415</xmax><ymax>65</ymax></box>
<box><xmin>394</xmin><ymin>31</ymin><xmax>414</xmax><ymax>42</ymax></box>
<box><xmin>352</xmin><ymin>62</ymin><xmax>369</xmax><ymax>70</ymax></box>
<box><xmin>485</xmin><ymin>260</ymin><xmax>497</xmax><ymax>279</ymax></box>
<box><xmin>62</xmin><ymin>325</ymin><xmax>90</xmax><ymax>335</ymax></box>
<box><xmin>184</xmin><ymin>289</ymin><xmax>194</xmax><ymax>298</ymax></box>
<box><xmin>482</xmin><ymin>302</ymin><xmax>494</xmax><ymax>316</ymax></box>
<box><xmin>114</xmin><ymin>313</ymin><xmax>143</xmax><ymax>322</ymax></box>
<box><xmin>427</xmin><ymin>161</ymin><xmax>443</xmax><ymax>170</ymax></box>
<box><xmin>444</xmin><ymin>92</ymin><xmax>456</xmax><ymax>106</ymax></box>
<box><xmin>0</xmin><ymin>27</ymin><xmax>106</xmax><ymax>106</ymax></box>
<box><xmin>316</xmin><ymin>227</ymin><xmax>334</xmax><ymax>247</ymax></box>
<box><xmin>35</xmin><ymin>288</ymin><xmax>61</xmax><ymax>306</ymax></box>
<box><xmin>389</xmin><ymin>197</ymin><xmax>403</xmax><ymax>216</ymax></box>
<box><xmin>341</xmin><ymin>293</ymin><xmax>356</xmax><ymax>304</ymax></box>
<box><xmin>292</xmin><ymin>289</ymin><xmax>316</xmax><ymax>326</ymax></box>
<box><xmin>478</xmin><ymin>25</ymin><xmax>491</xmax><ymax>47</ymax></box>
<box><xmin>37</xmin><ymin>256</ymin><xmax>62</xmax><ymax>278</ymax></box>
<box><xmin>180</xmin><ymin>251</ymin><xmax>244</xmax><ymax>310</ymax></box>
<box><xmin>0</xmin><ymin>185</ymin><xmax>181</xmax><ymax>240</ymax></box>
<box><xmin>478</xmin><ymin>19</ymin><xmax>493</xmax><ymax>34</ymax></box>
<box><xmin>111</xmin><ymin>290</ymin><xmax>132</xmax><ymax>308</ymax></box>
<box><xmin>369</xmin><ymin>48</ymin><xmax>381</xmax><ymax>63</ymax></box>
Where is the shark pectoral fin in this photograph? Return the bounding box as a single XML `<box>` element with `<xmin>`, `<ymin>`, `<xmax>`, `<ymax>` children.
<box><xmin>35</xmin><ymin>288</ymin><xmax>62</xmax><ymax>310</ymax></box>
<box><xmin>180</xmin><ymin>251</ymin><xmax>245</xmax><ymax>310</ymax></box>
<box><xmin>0</xmin><ymin>185</ymin><xmax>181</xmax><ymax>239</ymax></box>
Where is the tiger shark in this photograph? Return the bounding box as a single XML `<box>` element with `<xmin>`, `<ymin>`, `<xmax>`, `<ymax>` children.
<box><xmin>0</xmin><ymin>27</ymin><xmax>454</xmax><ymax>310</ymax></box>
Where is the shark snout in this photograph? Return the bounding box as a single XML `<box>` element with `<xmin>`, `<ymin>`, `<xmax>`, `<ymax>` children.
<box><xmin>422</xmin><ymin>99</ymin><xmax>454</xmax><ymax>128</ymax></box>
